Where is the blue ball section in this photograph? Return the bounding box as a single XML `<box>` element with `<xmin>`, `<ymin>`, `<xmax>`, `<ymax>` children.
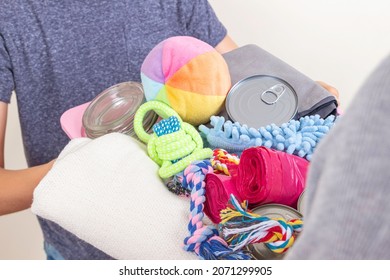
<box><xmin>140</xmin><ymin>73</ymin><xmax>165</xmax><ymax>101</ymax></box>
<box><xmin>199</xmin><ymin>114</ymin><xmax>337</xmax><ymax>160</ymax></box>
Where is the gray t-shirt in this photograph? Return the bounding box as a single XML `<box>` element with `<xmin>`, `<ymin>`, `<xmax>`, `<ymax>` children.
<box><xmin>0</xmin><ymin>0</ymin><xmax>227</xmax><ymax>259</ymax></box>
<box><xmin>286</xmin><ymin>54</ymin><xmax>390</xmax><ymax>260</ymax></box>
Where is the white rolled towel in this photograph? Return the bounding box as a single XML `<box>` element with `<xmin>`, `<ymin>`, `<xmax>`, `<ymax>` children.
<box><xmin>32</xmin><ymin>133</ymin><xmax>197</xmax><ymax>260</ymax></box>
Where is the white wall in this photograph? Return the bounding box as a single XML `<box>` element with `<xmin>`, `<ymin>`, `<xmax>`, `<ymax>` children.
<box><xmin>1</xmin><ymin>94</ymin><xmax>46</xmax><ymax>259</ymax></box>
<box><xmin>210</xmin><ymin>0</ymin><xmax>390</xmax><ymax>108</ymax></box>
<box><xmin>1</xmin><ymin>0</ymin><xmax>389</xmax><ymax>259</ymax></box>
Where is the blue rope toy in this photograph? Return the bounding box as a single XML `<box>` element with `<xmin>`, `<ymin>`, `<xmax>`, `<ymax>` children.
<box><xmin>199</xmin><ymin>114</ymin><xmax>336</xmax><ymax>160</ymax></box>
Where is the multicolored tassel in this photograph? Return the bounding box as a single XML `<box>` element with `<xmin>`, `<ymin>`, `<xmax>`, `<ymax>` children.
<box><xmin>219</xmin><ymin>195</ymin><xmax>303</xmax><ymax>254</ymax></box>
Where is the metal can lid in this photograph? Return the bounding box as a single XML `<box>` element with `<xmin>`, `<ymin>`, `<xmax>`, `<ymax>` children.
<box><xmin>297</xmin><ymin>191</ymin><xmax>305</xmax><ymax>214</ymax></box>
<box><xmin>245</xmin><ymin>203</ymin><xmax>303</xmax><ymax>260</ymax></box>
<box><xmin>225</xmin><ymin>75</ymin><xmax>298</xmax><ymax>128</ymax></box>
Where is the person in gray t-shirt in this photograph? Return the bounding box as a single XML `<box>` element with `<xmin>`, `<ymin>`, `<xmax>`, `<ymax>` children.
<box><xmin>0</xmin><ymin>0</ymin><xmax>237</xmax><ymax>259</ymax></box>
<box><xmin>286</xmin><ymin>54</ymin><xmax>390</xmax><ymax>260</ymax></box>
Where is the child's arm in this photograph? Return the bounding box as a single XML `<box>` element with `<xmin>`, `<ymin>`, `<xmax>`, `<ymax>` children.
<box><xmin>0</xmin><ymin>101</ymin><xmax>54</xmax><ymax>215</ymax></box>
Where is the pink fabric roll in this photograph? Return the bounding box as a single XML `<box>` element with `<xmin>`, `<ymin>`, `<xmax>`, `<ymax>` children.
<box><xmin>204</xmin><ymin>173</ymin><xmax>241</xmax><ymax>224</ymax></box>
<box><xmin>234</xmin><ymin>147</ymin><xmax>308</xmax><ymax>208</ymax></box>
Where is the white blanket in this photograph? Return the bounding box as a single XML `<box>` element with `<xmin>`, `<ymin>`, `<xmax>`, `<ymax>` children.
<box><xmin>32</xmin><ymin>133</ymin><xmax>197</xmax><ymax>260</ymax></box>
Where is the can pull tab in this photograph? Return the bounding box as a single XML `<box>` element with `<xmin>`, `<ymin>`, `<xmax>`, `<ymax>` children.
<box><xmin>261</xmin><ymin>84</ymin><xmax>285</xmax><ymax>105</ymax></box>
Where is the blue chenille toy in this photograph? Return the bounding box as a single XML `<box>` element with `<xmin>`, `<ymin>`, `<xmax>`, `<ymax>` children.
<box><xmin>199</xmin><ymin>114</ymin><xmax>336</xmax><ymax>161</ymax></box>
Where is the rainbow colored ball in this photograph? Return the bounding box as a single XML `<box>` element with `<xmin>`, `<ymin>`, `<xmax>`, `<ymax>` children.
<box><xmin>141</xmin><ymin>36</ymin><xmax>231</xmax><ymax>126</ymax></box>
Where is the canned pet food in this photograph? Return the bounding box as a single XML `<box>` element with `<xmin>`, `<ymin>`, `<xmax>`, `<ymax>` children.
<box><xmin>82</xmin><ymin>81</ymin><xmax>157</xmax><ymax>139</ymax></box>
<box><xmin>225</xmin><ymin>75</ymin><xmax>298</xmax><ymax>128</ymax></box>
<box><xmin>297</xmin><ymin>191</ymin><xmax>305</xmax><ymax>214</ymax></box>
<box><xmin>245</xmin><ymin>203</ymin><xmax>302</xmax><ymax>260</ymax></box>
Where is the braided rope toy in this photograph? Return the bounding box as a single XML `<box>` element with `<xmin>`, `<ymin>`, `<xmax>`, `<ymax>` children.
<box><xmin>134</xmin><ymin>101</ymin><xmax>213</xmax><ymax>178</ymax></box>
<box><xmin>211</xmin><ymin>149</ymin><xmax>240</xmax><ymax>176</ymax></box>
<box><xmin>199</xmin><ymin>114</ymin><xmax>336</xmax><ymax>160</ymax></box>
<box><xmin>182</xmin><ymin>160</ymin><xmax>251</xmax><ymax>260</ymax></box>
<box><xmin>219</xmin><ymin>195</ymin><xmax>303</xmax><ymax>254</ymax></box>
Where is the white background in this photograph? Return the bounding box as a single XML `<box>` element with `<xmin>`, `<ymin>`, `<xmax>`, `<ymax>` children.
<box><xmin>0</xmin><ymin>260</ymin><xmax>388</xmax><ymax>279</ymax></box>
<box><xmin>1</xmin><ymin>0</ymin><xmax>389</xmax><ymax>259</ymax></box>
